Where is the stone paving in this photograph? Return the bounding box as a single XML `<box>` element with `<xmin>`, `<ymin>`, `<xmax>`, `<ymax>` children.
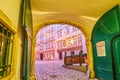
<box><xmin>35</xmin><ymin>60</ymin><xmax>88</xmax><ymax>80</ymax></box>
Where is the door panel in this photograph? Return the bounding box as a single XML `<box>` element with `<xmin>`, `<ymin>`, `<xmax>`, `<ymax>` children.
<box><xmin>92</xmin><ymin>5</ymin><xmax>120</xmax><ymax>80</ymax></box>
<box><xmin>112</xmin><ymin>36</ymin><xmax>120</xmax><ymax>80</ymax></box>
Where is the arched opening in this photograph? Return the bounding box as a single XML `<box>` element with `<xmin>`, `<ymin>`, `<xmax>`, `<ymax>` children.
<box><xmin>34</xmin><ymin>22</ymin><xmax>89</xmax><ymax>79</ymax></box>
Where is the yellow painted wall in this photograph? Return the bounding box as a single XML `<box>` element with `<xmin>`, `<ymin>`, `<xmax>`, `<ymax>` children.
<box><xmin>0</xmin><ymin>0</ymin><xmax>21</xmax><ymax>27</ymax></box>
<box><xmin>0</xmin><ymin>0</ymin><xmax>24</xmax><ymax>80</ymax></box>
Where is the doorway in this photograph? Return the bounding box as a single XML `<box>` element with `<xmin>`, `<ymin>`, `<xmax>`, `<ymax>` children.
<box><xmin>40</xmin><ymin>53</ymin><xmax>43</xmax><ymax>60</ymax></box>
<box><xmin>111</xmin><ymin>35</ymin><xmax>120</xmax><ymax>80</ymax></box>
<box><xmin>59</xmin><ymin>52</ymin><xmax>62</xmax><ymax>60</ymax></box>
<box><xmin>92</xmin><ymin>5</ymin><xmax>120</xmax><ymax>80</ymax></box>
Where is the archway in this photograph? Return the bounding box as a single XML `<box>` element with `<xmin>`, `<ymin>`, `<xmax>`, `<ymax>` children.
<box><xmin>31</xmin><ymin>20</ymin><xmax>95</xmax><ymax>79</ymax></box>
<box><xmin>92</xmin><ymin>5</ymin><xmax>120</xmax><ymax>80</ymax></box>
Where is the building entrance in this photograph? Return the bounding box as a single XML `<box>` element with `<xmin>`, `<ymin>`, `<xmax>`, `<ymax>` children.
<box><xmin>92</xmin><ymin>5</ymin><xmax>120</xmax><ymax>80</ymax></box>
<box><xmin>59</xmin><ymin>52</ymin><xmax>62</xmax><ymax>60</ymax></box>
<box><xmin>111</xmin><ymin>35</ymin><xmax>120</xmax><ymax>80</ymax></box>
<box><xmin>40</xmin><ymin>53</ymin><xmax>43</xmax><ymax>60</ymax></box>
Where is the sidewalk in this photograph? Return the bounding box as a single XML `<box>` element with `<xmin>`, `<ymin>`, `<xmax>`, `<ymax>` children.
<box><xmin>35</xmin><ymin>60</ymin><xmax>87</xmax><ymax>80</ymax></box>
<box><xmin>63</xmin><ymin>63</ymin><xmax>98</xmax><ymax>80</ymax></box>
<box><xmin>63</xmin><ymin>63</ymin><xmax>87</xmax><ymax>73</ymax></box>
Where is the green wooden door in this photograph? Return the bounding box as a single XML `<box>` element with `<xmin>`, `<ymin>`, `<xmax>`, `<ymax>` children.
<box><xmin>112</xmin><ymin>35</ymin><xmax>120</xmax><ymax>80</ymax></box>
<box><xmin>92</xmin><ymin>5</ymin><xmax>120</xmax><ymax>80</ymax></box>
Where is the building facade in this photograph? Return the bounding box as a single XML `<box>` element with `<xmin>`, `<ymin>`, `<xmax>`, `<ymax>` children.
<box><xmin>35</xmin><ymin>24</ymin><xmax>86</xmax><ymax>60</ymax></box>
<box><xmin>35</xmin><ymin>24</ymin><xmax>59</xmax><ymax>60</ymax></box>
<box><xmin>56</xmin><ymin>24</ymin><xmax>86</xmax><ymax>60</ymax></box>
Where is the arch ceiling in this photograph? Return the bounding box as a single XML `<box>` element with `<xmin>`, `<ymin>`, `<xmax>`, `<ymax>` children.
<box><xmin>30</xmin><ymin>0</ymin><xmax>120</xmax><ymax>28</ymax></box>
<box><xmin>30</xmin><ymin>1</ymin><xmax>120</xmax><ymax>78</ymax></box>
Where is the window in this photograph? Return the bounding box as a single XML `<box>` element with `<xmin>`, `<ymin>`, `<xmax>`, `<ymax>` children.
<box><xmin>57</xmin><ymin>42</ymin><xmax>59</xmax><ymax>49</ymax></box>
<box><xmin>66</xmin><ymin>38</ymin><xmax>71</xmax><ymax>47</ymax></box>
<box><xmin>0</xmin><ymin>23</ymin><xmax>14</xmax><ymax>78</ymax></box>
<box><xmin>63</xmin><ymin>40</ymin><xmax>66</xmax><ymax>47</ymax></box>
<box><xmin>57</xmin><ymin>32</ymin><xmax>59</xmax><ymax>38</ymax></box>
<box><xmin>59</xmin><ymin>31</ymin><xmax>62</xmax><ymax>37</ymax></box>
<box><xmin>50</xmin><ymin>41</ymin><xmax>53</xmax><ymax>49</ymax></box>
<box><xmin>48</xmin><ymin>42</ymin><xmax>50</xmax><ymax>49</ymax></box>
<box><xmin>66</xmin><ymin>27</ymin><xmax>70</xmax><ymax>34</ymax></box>
<box><xmin>40</xmin><ymin>44</ymin><xmax>43</xmax><ymax>50</ymax></box>
<box><xmin>57</xmin><ymin>41</ymin><xmax>62</xmax><ymax>49</ymax></box>
<box><xmin>78</xmin><ymin>36</ymin><xmax>82</xmax><ymax>45</ymax></box>
<box><xmin>57</xmin><ymin>30</ymin><xmax>62</xmax><ymax>38</ymax></box>
<box><xmin>60</xmin><ymin>41</ymin><xmax>62</xmax><ymax>48</ymax></box>
<box><xmin>50</xmin><ymin>32</ymin><xmax>54</xmax><ymax>39</ymax></box>
<box><xmin>44</xmin><ymin>43</ymin><xmax>47</xmax><ymax>50</ymax></box>
<box><xmin>73</xmin><ymin>37</ymin><xmax>77</xmax><ymax>45</ymax></box>
<box><xmin>46</xmin><ymin>43</ymin><xmax>49</xmax><ymax>50</ymax></box>
<box><xmin>72</xmin><ymin>27</ymin><xmax>77</xmax><ymax>32</ymax></box>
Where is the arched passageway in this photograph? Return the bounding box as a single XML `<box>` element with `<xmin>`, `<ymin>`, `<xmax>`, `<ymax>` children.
<box><xmin>35</xmin><ymin>23</ymin><xmax>87</xmax><ymax>61</ymax></box>
<box><xmin>34</xmin><ymin>23</ymin><xmax>89</xmax><ymax>80</ymax></box>
<box><xmin>31</xmin><ymin>21</ymin><xmax>94</xmax><ymax>79</ymax></box>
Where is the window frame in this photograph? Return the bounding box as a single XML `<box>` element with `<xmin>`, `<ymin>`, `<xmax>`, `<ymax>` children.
<box><xmin>0</xmin><ymin>23</ymin><xmax>14</xmax><ymax>78</ymax></box>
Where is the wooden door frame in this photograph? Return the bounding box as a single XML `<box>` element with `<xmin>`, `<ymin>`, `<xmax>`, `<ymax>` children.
<box><xmin>110</xmin><ymin>34</ymin><xmax>120</xmax><ymax>80</ymax></box>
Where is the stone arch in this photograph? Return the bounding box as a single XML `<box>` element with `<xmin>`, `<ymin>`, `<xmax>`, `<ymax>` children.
<box><xmin>31</xmin><ymin>20</ymin><xmax>95</xmax><ymax>79</ymax></box>
<box><xmin>33</xmin><ymin>20</ymin><xmax>89</xmax><ymax>39</ymax></box>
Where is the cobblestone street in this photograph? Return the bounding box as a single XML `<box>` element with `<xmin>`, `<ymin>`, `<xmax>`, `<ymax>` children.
<box><xmin>35</xmin><ymin>60</ymin><xmax>87</xmax><ymax>80</ymax></box>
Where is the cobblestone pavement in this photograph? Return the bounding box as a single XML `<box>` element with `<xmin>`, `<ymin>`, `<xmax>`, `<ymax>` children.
<box><xmin>35</xmin><ymin>60</ymin><xmax>87</xmax><ymax>80</ymax></box>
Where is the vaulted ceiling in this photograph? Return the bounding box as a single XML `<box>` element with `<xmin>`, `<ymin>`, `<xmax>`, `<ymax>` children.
<box><xmin>30</xmin><ymin>0</ymin><xmax>120</xmax><ymax>28</ymax></box>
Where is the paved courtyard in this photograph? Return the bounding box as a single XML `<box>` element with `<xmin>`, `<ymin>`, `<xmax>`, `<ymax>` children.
<box><xmin>35</xmin><ymin>60</ymin><xmax>88</xmax><ymax>80</ymax></box>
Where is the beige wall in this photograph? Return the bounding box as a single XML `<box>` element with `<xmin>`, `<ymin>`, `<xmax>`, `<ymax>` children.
<box><xmin>0</xmin><ymin>0</ymin><xmax>21</xmax><ymax>27</ymax></box>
